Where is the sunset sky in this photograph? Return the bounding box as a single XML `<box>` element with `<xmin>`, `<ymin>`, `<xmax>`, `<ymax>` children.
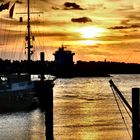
<box><xmin>0</xmin><ymin>0</ymin><xmax>140</xmax><ymax>63</ymax></box>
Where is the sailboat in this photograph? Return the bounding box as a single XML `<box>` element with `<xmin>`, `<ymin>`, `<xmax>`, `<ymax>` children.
<box><xmin>0</xmin><ymin>0</ymin><xmax>55</xmax><ymax>112</ymax></box>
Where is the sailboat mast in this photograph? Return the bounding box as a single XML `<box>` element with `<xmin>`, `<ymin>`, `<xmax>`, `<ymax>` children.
<box><xmin>27</xmin><ymin>0</ymin><xmax>31</xmax><ymax>63</ymax></box>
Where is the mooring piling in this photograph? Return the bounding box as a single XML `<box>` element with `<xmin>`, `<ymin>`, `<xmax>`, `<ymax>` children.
<box><xmin>132</xmin><ymin>88</ymin><xmax>140</xmax><ymax>140</ymax></box>
<box><xmin>109</xmin><ymin>79</ymin><xmax>140</xmax><ymax>140</ymax></box>
<box><xmin>45</xmin><ymin>86</ymin><xmax>53</xmax><ymax>140</ymax></box>
<box><xmin>39</xmin><ymin>52</ymin><xmax>54</xmax><ymax>140</ymax></box>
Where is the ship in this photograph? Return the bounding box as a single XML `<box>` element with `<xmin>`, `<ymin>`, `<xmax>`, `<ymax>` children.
<box><xmin>52</xmin><ymin>46</ymin><xmax>110</xmax><ymax>78</ymax></box>
<box><xmin>0</xmin><ymin>0</ymin><xmax>55</xmax><ymax>112</ymax></box>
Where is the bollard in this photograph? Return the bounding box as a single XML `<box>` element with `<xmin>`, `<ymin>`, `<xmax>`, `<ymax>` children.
<box><xmin>39</xmin><ymin>52</ymin><xmax>54</xmax><ymax>140</ymax></box>
<box><xmin>45</xmin><ymin>86</ymin><xmax>53</xmax><ymax>140</ymax></box>
<box><xmin>132</xmin><ymin>88</ymin><xmax>140</xmax><ymax>140</ymax></box>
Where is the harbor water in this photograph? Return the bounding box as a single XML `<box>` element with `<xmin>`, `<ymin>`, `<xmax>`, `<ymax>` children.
<box><xmin>0</xmin><ymin>74</ymin><xmax>139</xmax><ymax>140</ymax></box>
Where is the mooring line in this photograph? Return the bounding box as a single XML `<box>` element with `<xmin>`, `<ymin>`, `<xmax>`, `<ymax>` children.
<box><xmin>115</xmin><ymin>91</ymin><xmax>132</xmax><ymax>119</ymax></box>
<box><xmin>110</xmin><ymin>86</ymin><xmax>132</xmax><ymax>139</ymax></box>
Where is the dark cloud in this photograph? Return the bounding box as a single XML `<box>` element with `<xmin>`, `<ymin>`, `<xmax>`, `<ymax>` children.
<box><xmin>64</xmin><ymin>2</ymin><xmax>84</xmax><ymax>10</ymax></box>
<box><xmin>35</xmin><ymin>32</ymin><xmax>70</xmax><ymax>37</ymax></box>
<box><xmin>109</xmin><ymin>24</ymin><xmax>140</xmax><ymax>30</ymax></box>
<box><xmin>109</xmin><ymin>26</ymin><xmax>129</xmax><ymax>29</ymax></box>
<box><xmin>51</xmin><ymin>2</ymin><xmax>85</xmax><ymax>10</ymax></box>
<box><xmin>71</xmin><ymin>17</ymin><xmax>92</xmax><ymax>23</ymax></box>
<box><xmin>128</xmin><ymin>15</ymin><xmax>140</xmax><ymax>21</ymax></box>
<box><xmin>0</xmin><ymin>28</ymin><xmax>78</xmax><ymax>42</ymax></box>
<box><xmin>127</xmin><ymin>24</ymin><xmax>140</xmax><ymax>28</ymax></box>
<box><xmin>32</xmin><ymin>31</ymin><xmax>81</xmax><ymax>42</ymax></box>
<box><xmin>51</xmin><ymin>6</ymin><xmax>60</xmax><ymax>10</ymax></box>
<box><xmin>121</xmin><ymin>19</ymin><xmax>130</xmax><ymax>25</ymax></box>
<box><xmin>0</xmin><ymin>43</ymin><xmax>5</xmax><ymax>47</ymax></box>
<box><xmin>0</xmin><ymin>17</ymin><xmax>70</xmax><ymax>27</ymax></box>
<box><xmin>97</xmin><ymin>34</ymin><xmax>140</xmax><ymax>42</ymax></box>
<box><xmin>15</xmin><ymin>0</ymin><xmax>23</xmax><ymax>4</ymax></box>
<box><xmin>133</xmin><ymin>49</ymin><xmax>140</xmax><ymax>52</ymax></box>
<box><xmin>121</xmin><ymin>15</ymin><xmax>140</xmax><ymax>26</ymax></box>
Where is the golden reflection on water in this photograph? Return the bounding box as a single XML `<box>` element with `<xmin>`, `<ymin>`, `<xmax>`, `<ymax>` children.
<box><xmin>0</xmin><ymin>109</ymin><xmax>45</xmax><ymax>140</ymax></box>
<box><xmin>54</xmin><ymin>77</ymin><xmax>132</xmax><ymax>140</ymax></box>
<box><xmin>29</xmin><ymin>110</ymin><xmax>45</xmax><ymax>140</ymax></box>
<box><xmin>0</xmin><ymin>75</ymin><xmax>136</xmax><ymax>140</ymax></box>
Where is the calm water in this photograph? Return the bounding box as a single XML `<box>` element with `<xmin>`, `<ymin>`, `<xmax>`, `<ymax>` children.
<box><xmin>0</xmin><ymin>74</ymin><xmax>139</xmax><ymax>140</ymax></box>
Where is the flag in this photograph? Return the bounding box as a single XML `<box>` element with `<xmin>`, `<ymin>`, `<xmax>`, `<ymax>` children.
<box><xmin>0</xmin><ymin>2</ymin><xmax>10</xmax><ymax>12</ymax></box>
<box><xmin>9</xmin><ymin>3</ymin><xmax>15</xmax><ymax>18</ymax></box>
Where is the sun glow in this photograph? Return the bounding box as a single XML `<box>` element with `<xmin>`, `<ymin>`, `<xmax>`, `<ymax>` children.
<box><xmin>78</xmin><ymin>27</ymin><xmax>106</xmax><ymax>39</ymax></box>
<box><xmin>79</xmin><ymin>40</ymin><xmax>98</xmax><ymax>45</ymax></box>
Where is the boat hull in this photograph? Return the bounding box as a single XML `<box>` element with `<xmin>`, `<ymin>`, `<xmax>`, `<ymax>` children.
<box><xmin>0</xmin><ymin>87</ymin><xmax>37</xmax><ymax>112</ymax></box>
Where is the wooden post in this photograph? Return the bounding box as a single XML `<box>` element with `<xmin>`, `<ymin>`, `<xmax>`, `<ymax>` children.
<box><xmin>40</xmin><ymin>52</ymin><xmax>54</xmax><ymax>139</ymax></box>
<box><xmin>36</xmin><ymin>81</ymin><xmax>54</xmax><ymax>140</ymax></box>
<box><xmin>45</xmin><ymin>86</ymin><xmax>53</xmax><ymax>140</ymax></box>
<box><xmin>132</xmin><ymin>88</ymin><xmax>140</xmax><ymax>140</ymax></box>
<box><xmin>40</xmin><ymin>52</ymin><xmax>45</xmax><ymax>82</ymax></box>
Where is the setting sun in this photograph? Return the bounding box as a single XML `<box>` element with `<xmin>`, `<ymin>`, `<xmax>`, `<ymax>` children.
<box><xmin>78</xmin><ymin>27</ymin><xmax>106</xmax><ymax>39</ymax></box>
<box><xmin>0</xmin><ymin>0</ymin><xmax>140</xmax><ymax>63</ymax></box>
<box><xmin>79</xmin><ymin>40</ymin><xmax>99</xmax><ymax>45</ymax></box>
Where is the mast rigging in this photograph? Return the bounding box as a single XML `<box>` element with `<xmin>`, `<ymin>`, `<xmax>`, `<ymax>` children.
<box><xmin>27</xmin><ymin>0</ymin><xmax>31</xmax><ymax>63</ymax></box>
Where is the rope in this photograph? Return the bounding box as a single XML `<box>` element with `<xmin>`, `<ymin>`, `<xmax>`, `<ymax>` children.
<box><xmin>116</xmin><ymin>92</ymin><xmax>132</xmax><ymax>130</ymax></box>
<box><xmin>116</xmin><ymin>91</ymin><xmax>132</xmax><ymax>119</ymax></box>
<box><xmin>110</xmin><ymin>85</ymin><xmax>132</xmax><ymax>139</ymax></box>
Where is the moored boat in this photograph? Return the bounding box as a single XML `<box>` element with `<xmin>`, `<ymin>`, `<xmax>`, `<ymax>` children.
<box><xmin>0</xmin><ymin>0</ymin><xmax>55</xmax><ymax>112</ymax></box>
<box><xmin>0</xmin><ymin>73</ymin><xmax>38</xmax><ymax>112</ymax></box>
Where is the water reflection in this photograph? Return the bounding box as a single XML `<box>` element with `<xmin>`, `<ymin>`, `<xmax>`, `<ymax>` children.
<box><xmin>0</xmin><ymin>75</ymin><xmax>137</xmax><ymax>140</ymax></box>
<box><xmin>0</xmin><ymin>109</ymin><xmax>45</xmax><ymax>140</ymax></box>
<box><xmin>54</xmin><ymin>76</ymin><xmax>132</xmax><ymax>140</ymax></box>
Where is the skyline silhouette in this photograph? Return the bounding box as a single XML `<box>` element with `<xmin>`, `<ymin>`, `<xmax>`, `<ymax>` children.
<box><xmin>0</xmin><ymin>0</ymin><xmax>140</xmax><ymax>63</ymax></box>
